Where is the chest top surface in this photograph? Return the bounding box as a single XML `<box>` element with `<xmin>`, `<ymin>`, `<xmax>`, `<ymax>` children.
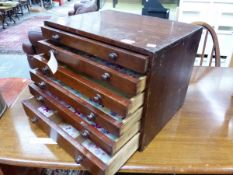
<box><xmin>44</xmin><ymin>10</ymin><xmax>201</xmax><ymax>55</ymax></box>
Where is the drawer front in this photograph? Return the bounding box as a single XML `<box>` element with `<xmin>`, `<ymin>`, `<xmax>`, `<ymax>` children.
<box><xmin>41</xmin><ymin>26</ymin><xmax>148</xmax><ymax>74</ymax></box>
<box><xmin>29</xmin><ymin>83</ymin><xmax>116</xmax><ymax>155</ymax></box>
<box><xmin>30</xmin><ymin>70</ymin><xmax>143</xmax><ymax>137</ymax></box>
<box><xmin>29</xmin><ymin>54</ymin><xmax>145</xmax><ymax>117</ymax></box>
<box><xmin>22</xmin><ymin>98</ymin><xmax>107</xmax><ymax>174</ymax></box>
<box><xmin>22</xmin><ymin>98</ymin><xmax>140</xmax><ymax>175</ymax></box>
<box><xmin>29</xmin><ymin>83</ymin><xmax>141</xmax><ymax>155</ymax></box>
<box><xmin>36</xmin><ymin>41</ymin><xmax>146</xmax><ymax>97</ymax></box>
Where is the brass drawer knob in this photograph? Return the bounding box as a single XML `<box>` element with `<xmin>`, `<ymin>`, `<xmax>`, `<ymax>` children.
<box><xmin>31</xmin><ymin>116</ymin><xmax>38</xmax><ymax>123</ymax></box>
<box><xmin>38</xmin><ymin>81</ymin><xmax>46</xmax><ymax>89</ymax></box>
<box><xmin>108</xmin><ymin>52</ymin><xmax>118</xmax><ymax>61</ymax></box>
<box><xmin>36</xmin><ymin>96</ymin><xmax>44</xmax><ymax>102</ymax></box>
<box><xmin>93</xmin><ymin>94</ymin><xmax>102</xmax><ymax>103</ymax></box>
<box><xmin>51</xmin><ymin>34</ymin><xmax>60</xmax><ymax>41</ymax></box>
<box><xmin>87</xmin><ymin>112</ymin><xmax>95</xmax><ymax>121</ymax></box>
<box><xmin>81</xmin><ymin>129</ymin><xmax>89</xmax><ymax>137</ymax></box>
<box><xmin>101</xmin><ymin>72</ymin><xmax>110</xmax><ymax>80</ymax></box>
<box><xmin>75</xmin><ymin>155</ymin><xmax>83</xmax><ymax>164</ymax></box>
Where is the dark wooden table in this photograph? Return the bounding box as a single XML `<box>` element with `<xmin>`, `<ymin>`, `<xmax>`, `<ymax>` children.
<box><xmin>0</xmin><ymin>67</ymin><xmax>233</xmax><ymax>174</ymax></box>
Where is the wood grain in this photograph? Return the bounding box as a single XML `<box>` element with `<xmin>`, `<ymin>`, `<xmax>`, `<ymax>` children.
<box><xmin>28</xmin><ymin>83</ymin><xmax>140</xmax><ymax>156</ymax></box>
<box><xmin>44</xmin><ymin>10</ymin><xmax>201</xmax><ymax>55</ymax></box>
<box><xmin>35</xmin><ymin>42</ymin><xmax>146</xmax><ymax>97</ymax></box>
<box><xmin>42</xmin><ymin>11</ymin><xmax>202</xmax><ymax>151</ymax></box>
<box><xmin>0</xmin><ymin>67</ymin><xmax>232</xmax><ymax>174</ymax></box>
<box><xmin>0</xmin><ymin>78</ymin><xmax>29</xmax><ymax>106</ymax></box>
<box><xmin>28</xmin><ymin>83</ymin><xmax>116</xmax><ymax>155</ymax></box>
<box><xmin>23</xmin><ymin>97</ymin><xmax>140</xmax><ymax>175</ymax></box>
<box><xmin>22</xmin><ymin>98</ymin><xmax>107</xmax><ymax>174</ymax></box>
<box><xmin>30</xmin><ymin>70</ymin><xmax>142</xmax><ymax>136</ymax></box>
<box><xmin>41</xmin><ymin>26</ymin><xmax>149</xmax><ymax>73</ymax></box>
<box><xmin>140</xmin><ymin>29</ymin><xmax>202</xmax><ymax>150</ymax></box>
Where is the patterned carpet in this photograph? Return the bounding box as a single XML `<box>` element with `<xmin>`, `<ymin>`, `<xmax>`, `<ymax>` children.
<box><xmin>0</xmin><ymin>16</ymin><xmax>51</xmax><ymax>54</ymax></box>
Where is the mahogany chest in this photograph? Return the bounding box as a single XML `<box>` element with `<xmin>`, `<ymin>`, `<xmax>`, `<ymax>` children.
<box><xmin>22</xmin><ymin>10</ymin><xmax>202</xmax><ymax>175</ymax></box>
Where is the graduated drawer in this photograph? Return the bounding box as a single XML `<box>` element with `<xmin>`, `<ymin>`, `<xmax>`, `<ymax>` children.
<box><xmin>29</xmin><ymin>68</ymin><xmax>142</xmax><ymax>137</ymax></box>
<box><xmin>22</xmin><ymin>98</ymin><xmax>139</xmax><ymax>175</ymax></box>
<box><xmin>29</xmin><ymin>55</ymin><xmax>144</xmax><ymax>118</ymax></box>
<box><xmin>41</xmin><ymin>26</ymin><xmax>148</xmax><ymax>74</ymax></box>
<box><xmin>36</xmin><ymin>40</ymin><xmax>147</xmax><ymax>97</ymax></box>
<box><xmin>28</xmin><ymin>83</ymin><xmax>140</xmax><ymax>156</ymax></box>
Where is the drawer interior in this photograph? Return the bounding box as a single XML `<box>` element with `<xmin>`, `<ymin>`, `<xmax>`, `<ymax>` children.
<box><xmin>41</xmin><ymin>26</ymin><xmax>149</xmax><ymax>74</ymax></box>
<box><xmin>36</xmin><ymin>41</ymin><xmax>147</xmax><ymax>98</ymax></box>
<box><xmin>24</xmin><ymin>23</ymin><xmax>147</xmax><ymax>174</ymax></box>
<box><xmin>22</xmin><ymin>97</ymin><xmax>140</xmax><ymax>175</ymax></box>
<box><xmin>29</xmin><ymin>54</ymin><xmax>145</xmax><ymax>118</ymax></box>
<box><xmin>30</xmin><ymin>70</ymin><xmax>142</xmax><ymax>137</ymax></box>
<box><xmin>28</xmin><ymin>83</ymin><xmax>140</xmax><ymax>155</ymax></box>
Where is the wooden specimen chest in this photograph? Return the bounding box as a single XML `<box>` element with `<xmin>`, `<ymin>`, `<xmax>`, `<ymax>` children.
<box><xmin>22</xmin><ymin>10</ymin><xmax>202</xmax><ymax>175</ymax></box>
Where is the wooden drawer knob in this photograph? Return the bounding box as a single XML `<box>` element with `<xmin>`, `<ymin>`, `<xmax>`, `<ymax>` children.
<box><xmin>31</xmin><ymin>116</ymin><xmax>38</xmax><ymax>123</ymax></box>
<box><xmin>36</xmin><ymin>96</ymin><xmax>44</xmax><ymax>102</ymax></box>
<box><xmin>93</xmin><ymin>94</ymin><xmax>102</xmax><ymax>103</ymax></box>
<box><xmin>87</xmin><ymin>112</ymin><xmax>95</xmax><ymax>121</ymax></box>
<box><xmin>75</xmin><ymin>155</ymin><xmax>83</xmax><ymax>164</ymax></box>
<box><xmin>81</xmin><ymin>129</ymin><xmax>89</xmax><ymax>137</ymax></box>
<box><xmin>51</xmin><ymin>34</ymin><xmax>60</xmax><ymax>41</ymax></box>
<box><xmin>50</xmin><ymin>49</ymin><xmax>58</xmax><ymax>56</ymax></box>
<box><xmin>38</xmin><ymin>81</ymin><xmax>46</xmax><ymax>89</ymax></box>
<box><xmin>42</xmin><ymin>66</ymin><xmax>50</xmax><ymax>75</ymax></box>
<box><xmin>108</xmin><ymin>52</ymin><xmax>118</xmax><ymax>61</ymax></box>
<box><xmin>101</xmin><ymin>72</ymin><xmax>110</xmax><ymax>80</ymax></box>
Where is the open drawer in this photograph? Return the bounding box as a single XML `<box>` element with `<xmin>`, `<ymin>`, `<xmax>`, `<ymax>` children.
<box><xmin>41</xmin><ymin>26</ymin><xmax>149</xmax><ymax>74</ymax></box>
<box><xmin>35</xmin><ymin>41</ymin><xmax>147</xmax><ymax>98</ymax></box>
<box><xmin>22</xmin><ymin>97</ymin><xmax>139</xmax><ymax>175</ymax></box>
<box><xmin>28</xmin><ymin>56</ymin><xmax>145</xmax><ymax>118</ymax></box>
<box><xmin>28</xmin><ymin>83</ymin><xmax>140</xmax><ymax>156</ymax></box>
<box><xmin>29</xmin><ymin>70</ymin><xmax>143</xmax><ymax>137</ymax></box>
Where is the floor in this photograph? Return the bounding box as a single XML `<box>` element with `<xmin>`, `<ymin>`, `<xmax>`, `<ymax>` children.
<box><xmin>0</xmin><ymin>0</ymin><xmax>84</xmax><ymax>79</ymax></box>
<box><xmin>0</xmin><ymin>0</ymin><xmax>178</xmax><ymax>79</ymax></box>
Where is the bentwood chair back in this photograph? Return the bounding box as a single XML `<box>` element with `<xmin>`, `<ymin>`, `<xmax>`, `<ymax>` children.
<box><xmin>192</xmin><ymin>21</ymin><xmax>220</xmax><ymax>67</ymax></box>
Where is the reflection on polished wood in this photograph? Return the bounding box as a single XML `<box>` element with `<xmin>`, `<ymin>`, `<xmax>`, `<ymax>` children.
<box><xmin>0</xmin><ymin>78</ymin><xmax>29</xmax><ymax>106</ymax></box>
<box><xmin>0</xmin><ymin>67</ymin><xmax>232</xmax><ymax>174</ymax></box>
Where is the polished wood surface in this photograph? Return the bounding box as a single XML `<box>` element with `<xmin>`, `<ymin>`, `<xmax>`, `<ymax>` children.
<box><xmin>140</xmin><ymin>28</ymin><xmax>202</xmax><ymax>149</ymax></box>
<box><xmin>0</xmin><ymin>66</ymin><xmax>232</xmax><ymax>174</ymax></box>
<box><xmin>41</xmin><ymin>26</ymin><xmax>149</xmax><ymax>73</ymax></box>
<box><xmin>36</xmin><ymin>40</ymin><xmax>146</xmax><ymax>97</ymax></box>
<box><xmin>192</xmin><ymin>21</ymin><xmax>221</xmax><ymax>67</ymax></box>
<box><xmin>22</xmin><ymin>98</ymin><xmax>107</xmax><ymax>174</ymax></box>
<box><xmin>41</xmin><ymin>11</ymin><xmax>202</xmax><ymax>152</ymax></box>
<box><xmin>44</xmin><ymin>10</ymin><xmax>201</xmax><ymax>55</ymax></box>
<box><xmin>29</xmin><ymin>65</ymin><xmax>142</xmax><ymax>137</ymax></box>
<box><xmin>31</xmin><ymin>67</ymin><xmax>129</xmax><ymax>118</ymax></box>
<box><xmin>124</xmin><ymin>66</ymin><xmax>233</xmax><ymax>174</ymax></box>
<box><xmin>28</xmin><ymin>83</ymin><xmax>116</xmax><ymax>155</ymax></box>
<box><xmin>28</xmin><ymin>83</ymin><xmax>140</xmax><ymax>157</ymax></box>
<box><xmin>23</xmin><ymin>98</ymin><xmax>140</xmax><ymax>175</ymax></box>
<box><xmin>0</xmin><ymin>78</ymin><xmax>29</xmax><ymax>106</ymax></box>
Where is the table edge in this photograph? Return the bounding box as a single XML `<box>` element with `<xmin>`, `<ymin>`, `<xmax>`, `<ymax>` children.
<box><xmin>0</xmin><ymin>158</ymin><xmax>232</xmax><ymax>174</ymax></box>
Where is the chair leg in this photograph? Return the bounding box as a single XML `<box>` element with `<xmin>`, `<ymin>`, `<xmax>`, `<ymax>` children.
<box><xmin>1</xmin><ymin>15</ymin><xmax>4</xmax><ymax>29</ymax></box>
<box><xmin>27</xmin><ymin>4</ymin><xmax>30</xmax><ymax>13</ymax></box>
<box><xmin>20</xmin><ymin>5</ymin><xmax>24</xmax><ymax>15</ymax></box>
<box><xmin>2</xmin><ymin>17</ymin><xmax>6</xmax><ymax>29</ymax></box>
<box><xmin>113</xmin><ymin>0</ymin><xmax>117</xmax><ymax>8</ymax></box>
<box><xmin>7</xmin><ymin>11</ymin><xmax>16</xmax><ymax>23</ymax></box>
